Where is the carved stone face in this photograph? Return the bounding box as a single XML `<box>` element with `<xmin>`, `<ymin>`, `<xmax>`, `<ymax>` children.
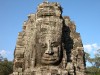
<box><xmin>36</xmin><ymin>20</ymin><xmax>63</xmax><ymax>65</ymax></box>
<box><xmin>40</xmin><ymin>35</ymin><xmax>62</xmax><ymax>65</ymax></box>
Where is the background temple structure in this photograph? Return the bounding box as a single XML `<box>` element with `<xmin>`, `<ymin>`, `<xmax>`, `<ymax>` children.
<box><xmin>12</xmin><ymin>1</ymin><xmax>86</xmax><ymax>75</ymax></box>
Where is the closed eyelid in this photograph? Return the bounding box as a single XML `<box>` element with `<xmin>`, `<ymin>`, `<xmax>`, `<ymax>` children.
<box><xmin>41</xmin><ymin>43</ymin><xmax>47</xmax><ymax>48</ymax></box>
<box><xmin>51</xmin><ymin>42</ymin><xmax>59</xmax><ymax>47</ymax></box>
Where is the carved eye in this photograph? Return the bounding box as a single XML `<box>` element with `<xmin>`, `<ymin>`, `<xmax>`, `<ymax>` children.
<box><xmin>51</xmin><ymin>42</ymin><xmax>59</xmax><ymax>47</ymax></box>
<box><xmin>41</xmin><ymin>43</ymin><xmax>47</xmax><ymax>48</ymax></box>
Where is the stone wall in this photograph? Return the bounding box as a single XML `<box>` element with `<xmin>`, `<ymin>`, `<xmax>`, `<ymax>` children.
<box><xmin>12</xmin><ymin>1</ymin><xmax>86</xmax><ymax>75</ymax></box>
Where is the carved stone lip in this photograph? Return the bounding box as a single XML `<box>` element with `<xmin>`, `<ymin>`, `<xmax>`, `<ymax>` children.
<box><xmin>42</xmin><ymin>53</ymin><xmax>58</xmax><ymax>60</ymax></box>
<box><xmin>41</xmin><ymin>56</ymin><xmax>59</xmax><ymax>64</ymax></box>
<box><xmin>42</xmin><ymin>57</ymin><xmax>57</xmax><ymax>61</ymax></box>
<box><xmin>41</xmin><ymin>59</ymin><xmax>59</xmax><ymax>64</ymax></box>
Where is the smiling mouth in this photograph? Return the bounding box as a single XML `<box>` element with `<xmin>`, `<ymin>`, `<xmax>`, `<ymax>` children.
<box><xmin>42</xmin><ymin>53</ymin><xmax>58</xmax><ymax>61</ymax></box>
<box><xmin>41</xmin><ymin>55</ymin><xmax>59</xmax><ymax>64</ymax></box>
<box><xmin>42</xmin><ymin>57</ymin><xmax>57</xmax><ymax>61</ymax></box>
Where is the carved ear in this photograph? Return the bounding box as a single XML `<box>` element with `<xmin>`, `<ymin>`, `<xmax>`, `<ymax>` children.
<box><xmin>58</xmin><ymin>47</ymin><xmax>60</xmax><ymax>56</ymax></box>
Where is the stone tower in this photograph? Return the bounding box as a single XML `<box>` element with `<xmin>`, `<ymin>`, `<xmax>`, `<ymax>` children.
<box><xmin>12</xmin><ymin>1</ymin><xmax>86</xmax><ymax>75</ymax></box>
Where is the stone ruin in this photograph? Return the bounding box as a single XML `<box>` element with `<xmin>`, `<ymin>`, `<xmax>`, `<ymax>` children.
<box><xmin>12</xmin><ymin>1</ymin><xmax>86</xmax><ymax>75</ymax></box>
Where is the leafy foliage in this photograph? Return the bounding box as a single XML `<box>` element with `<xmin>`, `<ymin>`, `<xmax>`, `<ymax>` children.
<box><xmin>0</xmin><ymin>54</ymin><xmax>3</xmax><ymax>61</ymax></box>
<box><xmin>0</xmin><ymin>55</ymin><xmax>13</xmax><ymax>75</ymax></box>
<box><xmin>85</xmin><ymin>49</ymin><xmax>100</xmax><ymax>75</ymax></box>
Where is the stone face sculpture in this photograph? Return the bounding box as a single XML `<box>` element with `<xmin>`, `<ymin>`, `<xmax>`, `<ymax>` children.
<box><xmin>12</xmin><ymin>1</ymin><xmax>86</xmax><ymax>75</ymax></box>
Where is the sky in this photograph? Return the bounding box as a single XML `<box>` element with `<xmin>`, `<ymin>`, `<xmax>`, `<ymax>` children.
<box><xmin>0</xmin><ymin>0</ymin><xmax>100</xmax><ymax>66</ymax></box>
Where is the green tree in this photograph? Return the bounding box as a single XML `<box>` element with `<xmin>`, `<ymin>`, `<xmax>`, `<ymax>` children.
<box><xmin>94</xmin><ymin>49</ymin><xmax>100</xmax><ymax>68</ymax></box>
<box><xmin>85</xmin><ymin>49</ymin><xmax>100</xmax><ymax>75</ymax></box>
<box><xmin>0</xmin><ymin>54</ymin><xmax>3</xmax><ymax>61</ymax></box>
<box><xmin>0</xmin><ymin>55</ymin><xmax>13</xmax><ymax>75</ymax></box>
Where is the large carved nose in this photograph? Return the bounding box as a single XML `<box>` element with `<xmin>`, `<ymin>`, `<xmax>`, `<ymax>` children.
<box><xmin>45</xmin><ymin>49</ymin><xmax>54</xmax><ymax>55</ymax></box>
<box><xmin>45</xmin><ymin>40</ymin><xmax>54</xmax><ymax>55</ymax></box>
<box><xmin>48</xmin><ymin>49</ymin><xmax>54</xmax><ymax>55</ymax></box>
